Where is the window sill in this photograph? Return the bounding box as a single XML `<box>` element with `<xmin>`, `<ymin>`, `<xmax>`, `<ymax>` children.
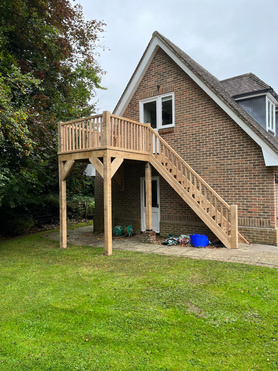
<box><xmin>158</xmin><ymin>127</ymin><xmax>175</xmax><ymax>134</ymax></box>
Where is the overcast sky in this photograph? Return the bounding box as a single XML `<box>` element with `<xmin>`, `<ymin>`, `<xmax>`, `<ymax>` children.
<box><xmin>77</xmin><ymin>0</ymin><xmax>278</xmax><ymax>113</ymax></box>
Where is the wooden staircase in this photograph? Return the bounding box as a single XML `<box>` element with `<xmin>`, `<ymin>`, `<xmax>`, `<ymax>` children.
<box><xmin>58</xmin><ymin>112</ymin><xmax>248</xmax><ymax>251</ymax></box>
<box><xmin>147</xmin><ymin>127</ymin><xmax>248</xmax><ymax>249</ymax></box>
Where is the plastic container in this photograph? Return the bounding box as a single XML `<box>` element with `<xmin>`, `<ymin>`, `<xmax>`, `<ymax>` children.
<box><xmin>190</xmin><ymin>234</ymin><xmax>209</xmax><ymax>247</ymax></box>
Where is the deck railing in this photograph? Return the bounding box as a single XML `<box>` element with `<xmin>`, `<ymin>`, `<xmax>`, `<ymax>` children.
<box><xmin>59</xmin><ymin>111</ymin><xmax>238</xmax><ymax>246</ymax></box>
<box><xmin>59</xmin><ymin>112</ymin><xmax>149</xmax><ymax>154</ymax></box>
<box><xmin>58</xmin><ymin>114</ymin><xmax>104</xmax><ymax>153</ymax></box>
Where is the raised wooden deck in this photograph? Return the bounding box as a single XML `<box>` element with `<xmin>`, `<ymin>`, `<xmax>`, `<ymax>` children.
<box><xmin>58</xmin><ymin>111</ymin><xmax>247</xmax><ymax>255</ymax></box>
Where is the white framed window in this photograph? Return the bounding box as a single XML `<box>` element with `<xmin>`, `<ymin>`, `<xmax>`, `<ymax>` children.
<box><xmin>266</xmin><ymin>98</ymin><xmax>276</xmax><ymax>134</ymax></box>
<box><xmin>139</xmin><ymin>93</ymin><xmax>175</xmax><ymax>130</ymax></box>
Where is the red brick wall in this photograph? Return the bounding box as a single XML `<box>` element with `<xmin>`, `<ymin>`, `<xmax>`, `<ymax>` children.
<box><xmin>119</xmin><ymin>47</ymin><xmax>277</xmax><ymax>244</ymax></box>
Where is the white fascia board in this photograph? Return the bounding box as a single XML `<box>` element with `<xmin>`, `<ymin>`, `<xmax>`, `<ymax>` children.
<box><xmin>116</xmin><ymin>35</ymin><xmax>278</xmax><ymax>166</ymax></box>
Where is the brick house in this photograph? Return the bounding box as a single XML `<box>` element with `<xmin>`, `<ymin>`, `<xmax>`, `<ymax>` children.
<box><xmin>92</xmin><ymin>31</ymin><xmax>278</xmax><ymax>247</ymax></box>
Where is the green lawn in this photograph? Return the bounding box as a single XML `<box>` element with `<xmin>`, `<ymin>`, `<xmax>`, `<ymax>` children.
<box><xmin>0</xmin><ymin>232</ymin><xmax>277</xmax><ymax>370</ymax></box>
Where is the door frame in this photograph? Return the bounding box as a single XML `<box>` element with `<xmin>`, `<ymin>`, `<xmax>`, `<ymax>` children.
<box><xmin>140</xmin><ymin>176</ymin><xmax>160</xmax><ymax>233</ymax></box>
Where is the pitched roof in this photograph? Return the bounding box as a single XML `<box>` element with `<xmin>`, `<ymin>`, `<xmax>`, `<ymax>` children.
<box><xmin>220</xmin><ymin>73</ymin><xmax>278</xmax><ymax>100</ymax></box>
<box><xmin>114</xmin><ymin>31</ymin><xmax>278</xmax><ymax>165</ymax></box>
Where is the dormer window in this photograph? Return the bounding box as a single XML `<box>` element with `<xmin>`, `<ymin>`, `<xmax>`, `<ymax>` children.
<box><xmin>140</xmin><ymin>93</ymin><xmax>175</xmax><ymax>130</ymax></box>
<box><xmin>267</xmin><ymin>98</ymin><xmax>275</xmax><ymax>134</ymax></box>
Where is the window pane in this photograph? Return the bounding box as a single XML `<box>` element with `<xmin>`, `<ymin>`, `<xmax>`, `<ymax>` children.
<box><xmin>268</xmin><ymin>100</ymin><xmax>275</xmax><ymax>132</ymax></box>
<box><xmin>162</xmin><ymin>96</ymin><xmax>173</xmax><ymax>125</ymax></box>
<box><xmin>143</xmin><ymin>180</ymin><xmax>158</xmax><ymax>207</ymax></box>
<box><xmin>152</xmin><ymin>180</ymin><xmax>158</xmax><ymax>207</ymax></box>
<box><xmin>268</xmin><ymin>100</ymin><xmax>271</xmax><ymax>127</ymax></box>
<box><xmin>271</xmin><ymin>103</ymin><xmax>274</xmax><ymax>130</ymax></box>
<box><xmin>143</xmin><ymin>101</ymin><xmax>157</xmax><ymax>129</ymax></box>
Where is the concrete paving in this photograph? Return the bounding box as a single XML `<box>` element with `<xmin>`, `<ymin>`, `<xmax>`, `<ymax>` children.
<box><xmin>45</xmin><ymin>225</ymin><xmax>278</xmax><ymax>269</ymax></box>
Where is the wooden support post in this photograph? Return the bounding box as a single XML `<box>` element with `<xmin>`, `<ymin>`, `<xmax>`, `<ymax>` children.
<box><xmin>103</xmin><ymin>152</ymin><xmax>112</xmax><ymax>256</ymax></box>
<box><xmin>145</xmin><ymin>162</ymin><xmax>152</xmax><ymax>231</ymax></box>
<box><xmin>230</xmin><ymin>205</ymin><xmax>238</xmax><ymax>249</ymax></box>
<box><xmin>59</xmin><ymin>161</ymin><xmax>67</xmax><ymax>249</ymax></box>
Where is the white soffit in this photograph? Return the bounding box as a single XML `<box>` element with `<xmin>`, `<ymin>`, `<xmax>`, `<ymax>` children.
<box><xmin>262</xmin><ymin>148</ymin><xmax>278</xmax><ymax>166</ymax></box>
<box><xmin>115</xmin><ymin>35</ymin><xmax>278</xmax><ymax>166</ymax></box>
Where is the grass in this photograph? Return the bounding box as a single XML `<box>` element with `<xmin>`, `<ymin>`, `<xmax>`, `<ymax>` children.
<box><xmin>0</xmin><ymin>232</ymin><xmax>277</xmax><ymax>370</ymax></box>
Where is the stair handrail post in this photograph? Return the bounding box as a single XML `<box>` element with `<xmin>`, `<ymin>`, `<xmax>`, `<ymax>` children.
<box><xmin>230</xmin><ymin>205</ymin><xmax>238</xmax><ymax>249</ymax></box>
<box><xmin>145</xmin><ymin>124</ymin><xmax>151</xmax><ymax>153</ymax></box>
<box><xmin>102</xmin><ymin>111</ymin><xmax>111</xmax><ymax>147</ymax></box>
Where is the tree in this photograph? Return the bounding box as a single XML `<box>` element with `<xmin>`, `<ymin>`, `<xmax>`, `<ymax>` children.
<box><xmin>0</xmin><ymin>0</ymin><xmax>105</xmax><ymax>231</ymax></box>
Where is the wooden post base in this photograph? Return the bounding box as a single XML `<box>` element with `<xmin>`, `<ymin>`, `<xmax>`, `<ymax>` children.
<box><xmin>142</xmin><ymin>230</ymin><xmax>156</xmax><ymax>243</ymax></box>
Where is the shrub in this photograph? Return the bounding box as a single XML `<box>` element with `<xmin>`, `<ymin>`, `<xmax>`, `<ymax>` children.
<box><xmin>5</xmin><ymin>216</ymin><xmax>35</xmax><ymax>236</ymax></box>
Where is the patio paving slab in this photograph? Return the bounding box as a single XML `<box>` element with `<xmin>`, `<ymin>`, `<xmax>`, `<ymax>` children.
<box><xmin>45</xmin><ymin>226</ymin><xmax>278</xmax><ymax>269</ymax></box>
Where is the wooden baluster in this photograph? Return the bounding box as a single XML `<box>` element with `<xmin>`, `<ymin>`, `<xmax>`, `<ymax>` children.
<box><xmin>88</xmin><ymin>119</ymin><xmax>92</xmax><ymax>149</ymax></box>
<box><xmin>78</xmin><ymin>123</ymin><xmax>81</xmax><ymax>149</ymax></box>
<box><xmin>184</xmin><ymin>167</ymin><xmax>187</xmax><ymax>190</ymax></box>
<box><xmin>124</xmin><ymin>121</ymin><xmax>126</xmax><ymax>149</ymax></box>
<box><xmin>134</xmin><ymin>123</ymin><xmax>136</xmax><ymax>150</ymax></box>
<box><xmin>73</xmin><ymin>124</ymin><xmax>76</xmax><ymax>151</ymax></box>
<box><xmin>137</xmin><ymin>125</ymin><xmax>139</xmax><ymax>151</ymax></box>
<box><xmin>189</xmin><ymin>172</ymin><xmax>192</xmax><ymax>196</ymax></box>
<box><xmin>133</xmin><ymin>123</ymin><xmax>136</xmax><ymax>150</ymax></box>
<box><xmin>76</xmin><ymin>123</ymin><xmax>79</xmax><ymax>150</ymax></box>
<box><xmin>75</xmin><ymin>123</ymin><xmax>77</xmax><ymax>149</ymax></box>
<box><xmin>93</xmin><ymin>119</ymin><xmax>96</xmax><ymax>147</ymax></box>
<box><xmin>208</xmin><ymin>192</ymin><xmax>212</xmax><ymax>217</ymax></box>
<box><xmin>128</xmin><ymin>121</ymin><xmax>130</xmax><ymax>149</ymax></box>
<box><xmin>226</xmin><ymin>207</ymin><xmax>230</xmax><ymax>233</ymax></box>
<box><xmin>99</xmin><ymin>118</ymin><xmax>101</xmax><ymax>147</ymax></box>
<box><xmin>122</xmin><ymin>120</ymin><xmax>124</xmax><ymax>148</ymax></box>
<box><xmin>120</xmin><ymin>120</ymin><xmax>124</xmax><ymax>148</ymax></box>
<box><xmin>82</xmin><ymin>121</ymin><xmax>85</xmax><ymax>149</ymax></box>
<box><xmin>67</xmin><ymin>125</ymin><xmax>70</xmax><ymax>151</ymax></box>
<box><xmin>178</xmin><ymin>161</ymin><xmax>182</xmax><ymax>183</ymax></box>
<box><xmin>204</xmin><ymin>186</ymin><xmax>208</xmax><ymax>212</ymax></box>
<box><xmin>215</xmin><ymin>200</ymin><xmax>218</xmax><ymax>224</ymax></box>
<box><xmin>88</xmin><ymin>120</ymin><xmax>91</xmax><ymax>149</ymax></box>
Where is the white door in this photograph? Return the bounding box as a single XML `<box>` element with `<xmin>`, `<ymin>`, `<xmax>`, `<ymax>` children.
<box><xmin>140</xmin><ymin>99</ymin><xmax>159</xmax><ymax>153</ymax></box>
<box><xmin>140</xmin><ymin>176</ymin><xmax>160</xmax><ymax>233</ymax></box>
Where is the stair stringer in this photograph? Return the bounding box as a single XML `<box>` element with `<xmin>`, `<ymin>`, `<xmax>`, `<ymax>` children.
<box><xmin>149</xmin><ymin>155</ymin><xmax>232</xmax><ymax>248</ymax></box>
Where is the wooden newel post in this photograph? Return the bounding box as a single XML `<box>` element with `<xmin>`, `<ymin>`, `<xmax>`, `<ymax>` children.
<box><xmin>58</xmin><ymin>122</ymin><xmax>62</xmax><ymax>153</ymax></box>
<box><xmin>146</xmin><ymin>125</ymin><xmax>151</xmax><ymax>153</ymax></box>
<box><xmin>102</xmin><ymin>111</ymin><xmax>111</xmax><ymax>148</ymax></box>
<box><xmin>145</xmin><ymin>162</ymin><xmax>152</xmax><ymax>231</ymax></box>
<box><xmin>230</xmin><ymin>205</ymin><xmax>238</xmax><ymax>249</ymax></box>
